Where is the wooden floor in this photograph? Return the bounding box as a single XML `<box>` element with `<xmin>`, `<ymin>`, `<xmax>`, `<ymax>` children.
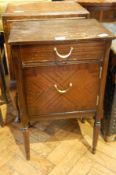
<box><xmin>0</xmin><ymin>114</ymin><xmax>116</xmax><ymax>175</ymax></box>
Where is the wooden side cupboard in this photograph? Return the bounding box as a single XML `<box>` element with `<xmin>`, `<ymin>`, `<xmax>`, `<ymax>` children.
<box><xmin>2</xmin><ymin>1</ymin><xmax>89</xmax><ymax>80</ymax></box>
<box><xmin>9</xmin><ymin>19</ymin><xmax>114</xmax><ymax>160</ymax></box>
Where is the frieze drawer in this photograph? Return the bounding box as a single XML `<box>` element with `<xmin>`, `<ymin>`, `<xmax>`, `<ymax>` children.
<box><xmin>19</xmin><ymin>41</ymin><xmax>105</xmax><ymax>63</ymax></box>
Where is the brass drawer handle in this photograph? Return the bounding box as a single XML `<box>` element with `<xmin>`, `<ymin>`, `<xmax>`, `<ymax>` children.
<box><xmin>54</xmin><ymin>47</ymin><xmax>74</xmax><ymax>59</ymax></box>
<box><xmin>54</xmin><ymin>83</ymin><xmax>72</xmax><ymax>94</ymax></box>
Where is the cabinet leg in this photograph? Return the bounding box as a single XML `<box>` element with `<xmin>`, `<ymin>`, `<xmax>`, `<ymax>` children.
<box><xmin>81</xmin><ymin>117</ymin><xmax>85</xmax><ymax>123</ymax></box>
<box><xmin>22</xmin><ymin>127</ymin><xmax>30</xmax><ymax>160</ymax></box>
<box><xmin>92</xmin><ymin>119</ymin><xmax>101</xmax><ymax>154</ymax></box>
<box><xmin>15</xmin><ymin>93</ymin><xmax>21</xmax><ymax>123</ymax></box>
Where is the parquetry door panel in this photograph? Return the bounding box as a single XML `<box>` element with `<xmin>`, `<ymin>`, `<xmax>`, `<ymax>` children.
<box><xmin>23</xmin><ymin>63</ymin><xmax>100</xmax><ymax>116</ymax></box>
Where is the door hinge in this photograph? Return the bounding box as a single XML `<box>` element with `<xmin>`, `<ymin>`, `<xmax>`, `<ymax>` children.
<box><xmin>99</xmin><ymin>66</ymin><xmax>102</xmax><ymax>79</ymax></box>
<box><xmin>96</xmin><ymin>95</ymin><xmax>99</xmax><ymax>106</ymax></box>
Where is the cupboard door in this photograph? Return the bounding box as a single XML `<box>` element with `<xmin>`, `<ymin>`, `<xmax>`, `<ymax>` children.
<box><xmin>23</xmin><ymin>63</ymin><xmax>100</xmax><ymax>116</ymax></box>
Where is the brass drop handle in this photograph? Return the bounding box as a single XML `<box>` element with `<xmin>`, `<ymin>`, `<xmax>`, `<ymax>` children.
<box><xmin>54</xmin><ymin>47</ymin><xmax>74</xmax><ymax>59</ymax></box>
<box><xmin>54</xmin><ymin>83</ymin><xmax>72</xmax><ymax>94</ymax></box>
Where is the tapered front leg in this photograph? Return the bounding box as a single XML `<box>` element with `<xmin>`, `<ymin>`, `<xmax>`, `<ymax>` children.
<box><xmin>22</xmin><ymin>127</ymin><xmax>30</xmax><ymax>160</ymax></box>
<box><xmin>92</xmin><ymin>118</ymin><xmax>101</xmax><ymax>154</ymax></box>
<box><xmin>15</xmin><ymin>93</ymin><xmax>21</xmax><ymax>123</ymax></box>
<box><xmin>81</xmin><ymin>117</ymin><xmax>85</xmax><ymax>123</ymax></box>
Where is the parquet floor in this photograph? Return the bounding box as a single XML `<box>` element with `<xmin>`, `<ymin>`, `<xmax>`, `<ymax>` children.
<box><xmin>0</xmin><ymin>116</ymin><xmax>116</xmax><ymax>175</ymax></box>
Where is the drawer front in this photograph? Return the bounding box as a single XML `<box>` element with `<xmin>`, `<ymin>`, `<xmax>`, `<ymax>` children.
<box><xmin>23</xmin><ymin>63</ymin><xmax>100</xmax><ymax>116</ymax></box>
<box><xmin>20</xmin><ymin>41</ymin><xmax>105</xmax><ymax>63</ymax></box>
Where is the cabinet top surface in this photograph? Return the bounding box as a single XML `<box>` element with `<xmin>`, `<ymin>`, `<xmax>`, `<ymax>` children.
<box><xmin>3</xmin><ymin>1</ymin><xmax>89</xmax><ymax>17</ymax></box>
<box><xmin>9</xmin><ymin>19</ymin><xmax>115</xmax><ymax>44</ymax></box>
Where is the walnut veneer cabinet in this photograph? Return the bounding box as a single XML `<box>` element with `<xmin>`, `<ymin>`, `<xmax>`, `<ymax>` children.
<box><xmin>9</xmin><ymin>19</ymin><xmax>114</xmax><ymax>160</ymax></box>
<box><xmin>2</xmin><ymin>1</ymin><xmax>89</xmax><ymax>80</ymax></box>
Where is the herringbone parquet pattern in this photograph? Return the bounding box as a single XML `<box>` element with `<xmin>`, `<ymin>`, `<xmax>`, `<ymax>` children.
<box><xmin>0</xmin><ymin>118</ymin><xmax>116</xmax><ymax>175</ymax></box>
<box><xmin>24</xmin><ymin>63</ymin><xmax>99</xmax><ymax>115</ymax></box>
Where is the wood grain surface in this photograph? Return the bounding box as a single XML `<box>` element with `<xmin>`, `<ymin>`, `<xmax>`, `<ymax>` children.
<box><xmin>4</xmin><ymin>1</ymin><xmax>89</xmax><ymax>17</ymax></box>
<box><xmin>19</xmin><ymin>41</ymin><xmax>105</xmax><ymax>62</ymax></box>
<box><xmin>23</xmin><ymin>63</ymin><xmax>100</xmax><ymax>116</ymax></box>
<box><xmin>9</xmin><ymin>19</ymin><xmax>115</xmax><ymax>44</ymax></box>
